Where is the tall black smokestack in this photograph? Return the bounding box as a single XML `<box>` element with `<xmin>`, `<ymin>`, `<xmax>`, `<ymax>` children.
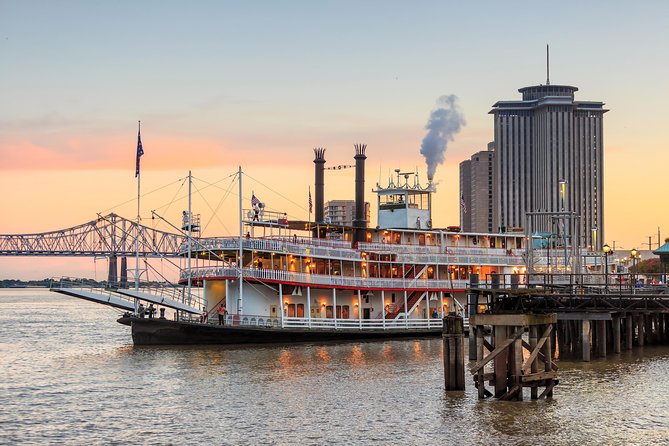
<box><xmin>313</xmin><ymin>148</ymin><xmax>326</xmax><ymax>228</ymax></box>
<box><xmin>353</xmin><ymin>144</ymin><xmax>367</xmax><ymax>245</ymax></box>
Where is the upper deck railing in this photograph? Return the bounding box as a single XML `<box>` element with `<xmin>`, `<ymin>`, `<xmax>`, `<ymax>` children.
<box><xmin>181</xmin><ymin>236</ymin><xmax>526</xmax><ymax>266</ymax></box>
<box><xmin>181</xmin><ymin>266</ymin><xmax>472</xmax><ymax>290</ymax></box>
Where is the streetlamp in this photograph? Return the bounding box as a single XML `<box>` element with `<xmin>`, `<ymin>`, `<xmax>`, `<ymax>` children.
<box><xmin>630</xmin><ymin>248</ymin><xmax>638</xmax><ymax>290</ymax></box>
<box><xmin>603</xmin><ymin>243</ymin><xmax>611</xmax><ymax>291</ymax></box>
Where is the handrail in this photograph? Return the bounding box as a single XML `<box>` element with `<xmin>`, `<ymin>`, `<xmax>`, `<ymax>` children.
<box><xmin>182</xmin><ymin>267</ymin><xmax>473</xmax><ymax>290</ymax></box>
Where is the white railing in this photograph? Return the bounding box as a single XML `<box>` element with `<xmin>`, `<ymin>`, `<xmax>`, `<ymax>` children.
<box><xmin>179</xmin><ymin>237</ymin><xmax>525</xmax><ymax>266</ymax></box>
<box><xmin>283</xmin><ymin>317</ymin><xmax>439</xmax><ymax>330</ymax></box>
<box><xmin>182</xmin><ymin>267</ymin><xmax>473</xmax><ymax>290</ymax></box>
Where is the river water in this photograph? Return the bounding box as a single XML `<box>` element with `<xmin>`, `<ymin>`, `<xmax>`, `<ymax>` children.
<box><xmin>1</xmin><ymin>289</ymin><xmax>668</xmax><ymax>445</ymax></box>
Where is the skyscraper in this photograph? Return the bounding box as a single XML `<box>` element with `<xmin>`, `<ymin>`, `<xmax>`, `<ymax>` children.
<box><xmin>490</xmin><ymin>84</ymin><xmax>607</xmax><ymax>249</ymax></box>
<box><xmin>459</xmin><ymin>143</ymin><xmax>495</xmax><ymax>233</ymax></box>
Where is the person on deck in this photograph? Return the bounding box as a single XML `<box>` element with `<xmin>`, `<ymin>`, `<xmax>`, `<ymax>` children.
<box><xmin>147</xmin><ymin>304</ymin><xmax>156</xmax><ymax>318</ymax></box>
<box><xmin>218</xmin><ymin>304</ymin><xmax>227</xmax><ymax>325</ymax></box>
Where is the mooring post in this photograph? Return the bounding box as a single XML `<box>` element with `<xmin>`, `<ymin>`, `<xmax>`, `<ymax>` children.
<box><xmin>581</xmin><ymin>319</ymin><xmax>591</xmax><ymax>362</ymax></box>
<box><xmin>443</xmin><ymin>315</ymin><xmax>465</xmax><ymax>391</ymax></box>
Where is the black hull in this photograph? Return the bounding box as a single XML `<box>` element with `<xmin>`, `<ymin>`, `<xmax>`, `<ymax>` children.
<box><xmin>117</xmin><ymin>316</ymin><xmax>443</xmax><ymax>345</ymax></box>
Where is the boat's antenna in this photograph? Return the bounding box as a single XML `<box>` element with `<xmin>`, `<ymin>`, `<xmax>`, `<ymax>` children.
<box><xmin>546</xmin><ymin>44</ymin><xmax>550</xmax><ymax>85</ymax></box>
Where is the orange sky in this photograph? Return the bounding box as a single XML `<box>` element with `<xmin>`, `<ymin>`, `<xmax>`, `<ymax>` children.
<box><xmin>1</xmin><ymin>1</ymin><xmax>668</xmax><ymax>279</ymax></box>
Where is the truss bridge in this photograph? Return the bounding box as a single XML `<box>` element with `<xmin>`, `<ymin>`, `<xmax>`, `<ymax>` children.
<box><xmin>0</xmin><ymin>213</ymin><xmax>186</xmax><ymax>258</ymax></box>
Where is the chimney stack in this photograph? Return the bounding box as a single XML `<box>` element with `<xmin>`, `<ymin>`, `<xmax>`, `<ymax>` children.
<box><xmin>313</xmin><ymin>148</ymin><xmax>326</xmax><ymax>230</ymax></box>
<box><xmin>353</xmin><ymin>144</ymin><xmax>367</xmax><ymax>245</ymax></box>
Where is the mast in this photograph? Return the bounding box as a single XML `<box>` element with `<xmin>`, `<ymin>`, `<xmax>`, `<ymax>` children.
<box><xmin>546</xmin><ymin>44</ymin><xmax>550</xmax><ymax>85</ymax></box>
<box><xmin>187</xmin><ymin>170</ymin><xmax>192</xmax><ymax>306</ymax></box>
<box><xmin>135</xmin><ymin>120</ymin><xmax>141</xmax><ymax>293</ymax></box>
<box><xmin>238</xmin><ymin>166</ymin><xmax>244</xmax><ymax>315</ymax></box>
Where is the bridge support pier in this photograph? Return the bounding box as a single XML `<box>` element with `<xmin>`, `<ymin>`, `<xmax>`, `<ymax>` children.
<box><xmin>120</xmin><ymin>257</ymin><xmax>128</xmax><ymax>289</ymax></box>
<box><xmin>108</xmin><ymin>255</ymin><xmax>117</xmax><ymax>287</ymax></box>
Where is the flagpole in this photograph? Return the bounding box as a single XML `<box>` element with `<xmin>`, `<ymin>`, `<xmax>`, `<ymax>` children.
<box><xmin>135</xmin><ymin>121</ymin><xmax>141</xmax><ymax>294</ymax></box>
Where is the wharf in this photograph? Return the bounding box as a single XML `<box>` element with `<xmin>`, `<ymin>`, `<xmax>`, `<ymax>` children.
<box><xmin>468</xmin><ymin>274</ymin><xmax>669</xmax><ymax>362</ymax></box>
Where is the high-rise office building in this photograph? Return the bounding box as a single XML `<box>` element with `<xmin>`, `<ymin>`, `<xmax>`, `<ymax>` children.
<box><xmin>459</xmin><ymin>143</ymin><xmax>495</xmax><ymax>233</ymax></box>
<box><xmin>490</xmin><ymin>84</ymin><xmax>607</xmax><ymax>249</ymax></box>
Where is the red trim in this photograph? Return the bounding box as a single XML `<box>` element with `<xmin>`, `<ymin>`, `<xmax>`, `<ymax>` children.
<box><xmin>179</xmin><ymin>276</ymin><xmax>465</xmax><ymax>292</ymax></box>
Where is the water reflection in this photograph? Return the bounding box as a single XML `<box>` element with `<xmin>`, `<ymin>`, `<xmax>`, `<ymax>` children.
<box><xmin>2</xmin><ymin>290</ymin><xmax>669</xmax><ymax>445</ymax></box>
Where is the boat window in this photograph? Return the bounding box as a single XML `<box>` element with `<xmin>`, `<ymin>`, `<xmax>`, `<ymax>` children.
<box><xmin>341</xmin><ymin>305</ymin><xmax>349</xmax><ymax>319</ymax></box>
<box><xmin>326</xmin><ymin>306</ymin><xmax>334</xmax><ymax>318</ymax></box>
<box><xmin>287</xmin><ymin>304</ymin><xmax>296</xmax><ymax>317</ymax></box>
<box><xmin>296</xmin><ymin>304</ymin><xmax>304</xmax><ymax>318</ymax></box>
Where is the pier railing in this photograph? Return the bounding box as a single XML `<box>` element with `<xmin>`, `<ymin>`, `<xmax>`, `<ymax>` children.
<box><xmin>474</xmin><ymin>272</ymin><xmax>668</xmax><ymax>296</ymax></box>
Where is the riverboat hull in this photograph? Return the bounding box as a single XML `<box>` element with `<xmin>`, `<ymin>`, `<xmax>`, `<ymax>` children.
<box><xmin>118</xmin><ymin>316</ymin><xmax>443</xmax><ymax>345</ymax></box>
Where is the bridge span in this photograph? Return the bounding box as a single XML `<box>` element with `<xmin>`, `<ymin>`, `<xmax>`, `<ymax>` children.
<box><xmin>0</xmin><ymin>213</ymin><xmax>190</xmax><ymax>285</ymax></box>
<box><xmin>0</xmin><ymin>213</ymin><xmax>185</xmax><ymax>257</ymax></box>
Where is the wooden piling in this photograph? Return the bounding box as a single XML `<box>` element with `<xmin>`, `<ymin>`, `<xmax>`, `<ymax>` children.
<box><xmin>470</xmin><ymin>313</ymin><xmax>558</xmax><ymax>401</ymax></box>
<box><xmin>442</xmin><ymin>315</ymin><xmax>465</xmax><ymax>391</ymax></box>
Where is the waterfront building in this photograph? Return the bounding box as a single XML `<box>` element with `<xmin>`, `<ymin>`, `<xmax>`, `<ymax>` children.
<box><xmin>459</xmin><ymin>143</ymin><xmax>495</xmax><ymax>233</ymax></box>
<box><xmin>489</xmin><ymin>83</ymin><xmax>608</xmax><ymax>249</ymax></box>
<box><xmin>324</xmin><ymin>200</ymin><xmax>370</xmax><ymax>227</ymax></box>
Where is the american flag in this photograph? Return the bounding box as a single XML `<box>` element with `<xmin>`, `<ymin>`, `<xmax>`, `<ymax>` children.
<box><xmin>135</xmin><ymin>124</ymin><xmax>144</xmax><ymax>178</ymax></box>
<box><xmin>251</xmin><ymin>193</ymin><xmax>260</xmax><ymax>207</ymax></box>
<box><xmin>460</xmin><ymin>193</ymin><xmax>467</xmax><ymax>214</ymax></box>
<box><xmin>308</xmin><ymin>187</ymin><xmax>312</xmax><ymax>213</ymax></box>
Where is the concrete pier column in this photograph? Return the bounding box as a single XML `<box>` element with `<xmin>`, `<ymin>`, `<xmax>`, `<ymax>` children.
<box><xmin>107</xmin><ymin>255</ymin><xmax>117</xmax><ymax>287</ymax></box>
<box><xmin>612</xmin><ymin>316</ymin><xmax>621</xmax><ymax>354</ymax></box>
<box><xmin>638</xmin><ymin>314</ymin><xmax>645</xmax><ymax>346</ymax></box>
<box><xmin>597</xmin><ymin>320</ymin><xmax>607</xmax><ymax>357</ymax></box>
<box><xmin>626</xmin><ymin>314</ymin><xmax>634</xmax><ymax>350</ymax></box>
<box><xmin>120</xmin><ymin>257</ymin><xmax>128</xmax><ymax>288</ymax></box>
<box><xmin>581</xmin><ymin>319</ymin><xmax>591</xmax><ymax>362</ymax></box>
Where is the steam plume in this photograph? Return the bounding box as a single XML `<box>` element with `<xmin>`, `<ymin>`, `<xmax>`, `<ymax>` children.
<box><xmin>420</xmin><ymin>95</ymin><xmax>466</xmax><ymax>180</ymax></box>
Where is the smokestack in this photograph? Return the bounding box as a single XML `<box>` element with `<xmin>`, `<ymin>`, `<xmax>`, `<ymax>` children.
<box><xmin>353</xmin><ymin>144</ymin><xmax>367</xmax><ymax>245</ymax></box>
<box><xmin>313</xmin><ymin>148</ymin><xmax>326</xmax><ymax>226</ymax></box>
<box><xmin>420</xmin><ymin>95</ymin><xmax>465</xmax><ymax>181</ymax></box>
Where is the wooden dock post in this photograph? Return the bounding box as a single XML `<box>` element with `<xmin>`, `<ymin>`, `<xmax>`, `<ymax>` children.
<box><xmin>469</xmin><ymin>313</ymin><xmax>558</xmax><ymax>401</ymax></box>
<box><xmin>443</xmin><ymin>315</ymin><xmax>465</xmax><ymax>391</ymax></box>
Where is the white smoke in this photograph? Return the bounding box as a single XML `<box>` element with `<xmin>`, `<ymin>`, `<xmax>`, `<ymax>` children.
<box><xmin>420</xmin><ymin>95</ymin><xmax>466</xmax><ymax>180</ymax></box>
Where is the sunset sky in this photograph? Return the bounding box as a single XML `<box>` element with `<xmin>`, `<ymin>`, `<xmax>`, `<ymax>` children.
<box><xmin>1</xmin><ymin>1</ymin><xmax>668</xmax><ymax>280</ymax></box>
